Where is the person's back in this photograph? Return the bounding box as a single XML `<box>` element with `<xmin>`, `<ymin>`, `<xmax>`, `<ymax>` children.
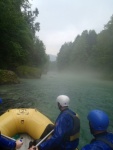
<box><xmin>54</xmin><ymin>108</ymin><xmax>80</xmax><ymax>150</ymax></box>
<box><xmin>82</xmin><ymin>132</ymin><xmax>113</xmax><ymax>150</ymax></box>
<box><xmin>81</xmin><ymin>109</ymin><xmax>113</xmax><ymax>150</ymax></box>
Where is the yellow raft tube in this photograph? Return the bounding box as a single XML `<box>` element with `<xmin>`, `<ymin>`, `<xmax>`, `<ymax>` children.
<box><xmin>0</xmin><ymin>108</ymin><xmax>54</xmax><ymax>139</ymax></box>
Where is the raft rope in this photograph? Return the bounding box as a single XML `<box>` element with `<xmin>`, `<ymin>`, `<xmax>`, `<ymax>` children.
<box><xmin>35</xmin><ymin>129</ymin><xmax>54</xmax><ymax>147</ymax></box>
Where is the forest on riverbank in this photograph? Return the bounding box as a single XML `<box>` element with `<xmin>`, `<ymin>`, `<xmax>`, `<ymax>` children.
<box><xmin>0</xmin><ymin>0</ymin><xmax>49</xmax><ymax>73</ymax></box>
<box><xmin>0</xmin><ymin>0</ymin><xmax>113</xmax><ymax>81</ymax></box>
<box><xmin>57</xmin><ymin>15</ymin><xmax>113</xmax><ymax>79</ymax></box>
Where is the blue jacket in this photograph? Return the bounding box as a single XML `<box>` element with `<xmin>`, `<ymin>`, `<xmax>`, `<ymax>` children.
<box><xmin>81</xmin><ymin>132</ymin><xmax>113</xmax><ymax>150</ymax></box>
<box><xmin>0</xmin><ymin>134</ymin><xmax>16</xmax><ymax>150</ymax></box>
<box><xmin>39</xmin><ymin>108</ymin><xmax>80</xmax><ymax>150</ymax></box>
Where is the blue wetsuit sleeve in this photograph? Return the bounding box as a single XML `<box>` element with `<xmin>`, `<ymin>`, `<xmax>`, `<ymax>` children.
<box><xmin>0</xmin><ymin>134</ymin><xmax>16</xmax><ymax>149</ymax></box>
<box><xmin>39</xmin><ymin>113</ymin><xmax>72</xmax><ymax>150</ymax></box>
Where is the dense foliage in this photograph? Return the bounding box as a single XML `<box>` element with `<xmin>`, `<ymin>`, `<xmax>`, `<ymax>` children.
<box><xmin>0</xmin><ymin>0</ymin><xmax>48</xmax><ymax>71</ymax></box>
<box><xmin>57</xmin><ymin>15</ymin><xmax>113</xmax><ymax>76</ymax></box>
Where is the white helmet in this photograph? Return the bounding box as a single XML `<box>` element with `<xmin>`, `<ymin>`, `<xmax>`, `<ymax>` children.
<box><xmin>56</xmin><ymin>95</ymin><xmax>70</xmax><ymax>107</ymax></box>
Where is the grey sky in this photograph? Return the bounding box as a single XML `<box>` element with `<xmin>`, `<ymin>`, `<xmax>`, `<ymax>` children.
<box><xmin>30</xmin><ymin>0</ymin><xmax>113</xmax><ymax>56</ymax></box>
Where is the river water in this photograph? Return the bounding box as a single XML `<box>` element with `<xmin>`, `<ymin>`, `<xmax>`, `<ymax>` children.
<box><xmin>0</xmin><ymin>71</ymin><xmax>113</xmax><ymax>149</ymax></box>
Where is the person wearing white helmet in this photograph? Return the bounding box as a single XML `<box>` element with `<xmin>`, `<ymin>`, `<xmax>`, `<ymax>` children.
<box><xmin>56</xmin><ymin>95</ymin><xmax>70</xmax><ymax>108</ymax></box>
<box><xmin>30</xmin><ymin>95</ymin><xmax>80</xmax><ymax>150</ymax></box>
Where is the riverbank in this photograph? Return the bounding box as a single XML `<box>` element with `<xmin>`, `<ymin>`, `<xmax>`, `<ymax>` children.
<box><xmin>0</xmin><ymin>66</ymin><xmax>42</xmax><ymax>84</ymax></box>
<box><xmin>0</xmin><ymin>70</ymin><xmax>20</xmax><ymax>84</ymax></box>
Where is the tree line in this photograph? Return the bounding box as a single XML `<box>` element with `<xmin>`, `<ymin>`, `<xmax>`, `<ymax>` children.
<box><xmin>0</xmin><ymin>0</ymin><xmax>48</xmax><ymax>71</ymax></box>
<box><xmin>57</xmin><ymin>15</ymin><xmax>113</xmax><ymax>77</ymax></box>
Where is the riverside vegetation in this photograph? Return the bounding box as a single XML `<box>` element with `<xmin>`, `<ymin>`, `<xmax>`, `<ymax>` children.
<box><xmin>0</xmin><ymin>0</ymin><xmax>113</xmax><ymax>84</ymax></box>
<box><xmin>0</xmin><ymin>0</ymin><xmax>49</xmax><ymax>84</ymax></box>
<box><xmin>0</xmin><ymin>66</ymin><xmax>42</xmax><ymax>84</ymax></box>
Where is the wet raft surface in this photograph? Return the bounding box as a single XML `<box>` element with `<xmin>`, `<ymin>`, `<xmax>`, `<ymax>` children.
<box><xmin>19</xmin><ymin>134</ymin><xmax>33</xmax><ymax>150</ymax></box>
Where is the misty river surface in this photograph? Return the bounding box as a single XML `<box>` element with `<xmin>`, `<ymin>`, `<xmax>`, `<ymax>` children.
<box><xmin>0</xmin><ymin>72</ymin><xmax>113</xmax><ymax>149</ymax></box>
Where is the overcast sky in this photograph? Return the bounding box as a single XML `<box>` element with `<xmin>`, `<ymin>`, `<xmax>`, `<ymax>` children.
<box><xmin>30</xmin><ymin>0</ymin><xmax>113</xmax><ymax>56</ymax></box>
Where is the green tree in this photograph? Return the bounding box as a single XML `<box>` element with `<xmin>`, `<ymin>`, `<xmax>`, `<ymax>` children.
<box><xmin>31</xmin><ymin>37</ymin><xmax>47</xmax><ymax>67</ymax></box>
<box><xmin>0</xmin><ymin>0</ymin><xmax>47</xmax><ymax>71</ymax></box>
<box><xmin>57</xmin><ymin>42</ymin><xmax>72</xmax><ymax>71</ymax></box>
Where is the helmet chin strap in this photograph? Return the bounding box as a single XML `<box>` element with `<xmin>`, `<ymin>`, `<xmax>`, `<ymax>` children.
<box><xmin>89</xmin><ymin>125</ymin><xmax>95</xmax><ymax>135</ymax></box>
<box><xmin>89</xmin><ymin>122</ymin><xmax>97</xmax><ymax>135</ymax></box>
<box><xmin>58</xmin><ymin>103</ymin><xmax>63</xmax><ymax>111</ymax></box>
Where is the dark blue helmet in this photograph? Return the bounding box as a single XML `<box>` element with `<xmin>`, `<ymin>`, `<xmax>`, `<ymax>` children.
<box><xmin>87</xmin><ymin>109</ymin><xmax>109</xmax><ymax>131</ymax></box>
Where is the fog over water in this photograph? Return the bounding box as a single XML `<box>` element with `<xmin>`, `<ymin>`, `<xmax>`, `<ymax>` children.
<box><xmin>0</xmin><ymin>71</ymin><xmax>113</xmax><ymax>148</ymax></box>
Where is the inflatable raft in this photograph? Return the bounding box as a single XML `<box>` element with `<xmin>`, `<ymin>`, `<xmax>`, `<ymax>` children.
<box><xmin>0</xmin><ymin>108</ymin><xmax>54</xmax><ymax>150</ymax></box>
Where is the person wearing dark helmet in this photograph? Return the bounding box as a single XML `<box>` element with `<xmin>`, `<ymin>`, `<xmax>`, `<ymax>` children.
<box><xmin>29</xmin><ymin>95</ymin><xmax>80</xmax><ymax>150</ymax></box>
<box><xmin>81</xmin><ymin>109</ymin><xmax>113</xmax><ymax>150</ymax></box>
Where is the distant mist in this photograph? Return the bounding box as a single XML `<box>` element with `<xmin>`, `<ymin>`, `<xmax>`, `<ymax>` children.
<box><xmin>49</xmin><ymin>54</ymin><xmax>56</xmax><ymax>62</ymax></box>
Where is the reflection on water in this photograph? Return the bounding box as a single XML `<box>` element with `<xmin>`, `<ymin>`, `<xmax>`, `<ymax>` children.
<box><xmin>0</xmin><ymin>72</ymin><xmax>113</xmax><ymax>148</ymax></box>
